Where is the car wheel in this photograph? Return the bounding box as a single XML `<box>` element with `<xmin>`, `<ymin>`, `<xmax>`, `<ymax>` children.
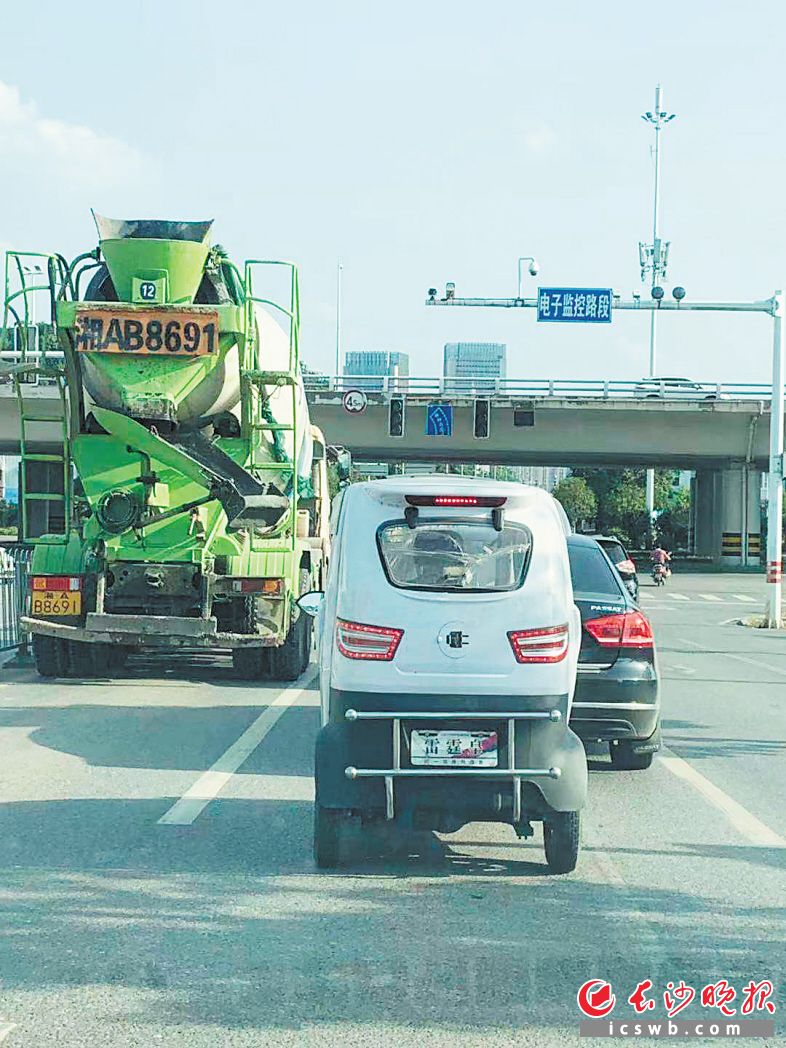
<box><xmin>314</xmin><ymin>804</ymin><xmax>341</xmax><ymax>868</ymax></box>
<box><xmin>543</xmin><ymin>811</ymin><xmax>580</xmax><ymax>874</ymax></box>
<box><xmin>610</xmin><ymin>739</ymin><xmax>654</xmax><ymax>770</ymax></box>
<box><xmin>32</xmin><ymin>634</ymin><xmax>69</xmax><ymax>678</ymax></box>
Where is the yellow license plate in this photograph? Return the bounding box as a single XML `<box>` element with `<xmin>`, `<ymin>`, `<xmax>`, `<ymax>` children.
<box><xmin>74</xmin><ymin>308</ymin><xmax>219</xmax><ymax>356</ymax></box>
<box><xmin>31</xmin><ymin>591</ymin><xmax>82</xmax><ymax>617</ymax></box>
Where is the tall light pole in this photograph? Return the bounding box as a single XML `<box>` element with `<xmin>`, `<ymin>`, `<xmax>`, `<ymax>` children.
<box><xmin>334</xmin><ymin>260</ymin><xmax>343</xmax><ymax>379</ymax></box>
<box><xmin>640</xmin><ymin>85</ymin><xmax>676</xmax><ymax>539</ymax></box>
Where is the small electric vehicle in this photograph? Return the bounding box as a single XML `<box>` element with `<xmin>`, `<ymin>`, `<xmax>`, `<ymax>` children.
<box><xmin>305</xmin><ymin>476</ymin><xmax>588</xmax><ymax>873</ymax></box>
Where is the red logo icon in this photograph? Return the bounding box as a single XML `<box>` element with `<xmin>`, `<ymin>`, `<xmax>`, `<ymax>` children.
<box><xmin>577</xmin><ymin>979</ymin><xmax>616</xmax><ymax>1018</ymax></box>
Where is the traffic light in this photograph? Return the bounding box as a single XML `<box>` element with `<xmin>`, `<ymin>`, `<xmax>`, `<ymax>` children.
<box><xmin>389</xmin><ymin>396</ymin><xmax>405</xmax><ymax>437</ymax></box>
<box><xmin>473</xmin><ymin>398</ymin><xmax>490</xmax><ymax>439</ymax></box>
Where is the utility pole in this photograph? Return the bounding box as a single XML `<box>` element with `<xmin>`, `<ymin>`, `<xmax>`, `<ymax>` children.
<box><xmin>640</xmin><ymin>85</ymin><xmax>676</xmax><ymax>541</ymax></box>
<box><xmin>334</xmin><ymin>261</ymin><xmax>343</xmax><ymax>379</ymax></box>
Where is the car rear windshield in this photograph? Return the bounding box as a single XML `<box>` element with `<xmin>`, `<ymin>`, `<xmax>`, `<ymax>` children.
<box><xmin>569</xmin><ymin>543</ymin><xmax>625</xmax><ymax>599</ymax></box>
<box><xmin>600</xmin><ymin>540</ymin><xmax>626</xmax><ymax>565</ymax></box>
<box><xmin>377</xmin><ymin>519</ymin><xmax>533</xmax><ymax>592</ymax></box>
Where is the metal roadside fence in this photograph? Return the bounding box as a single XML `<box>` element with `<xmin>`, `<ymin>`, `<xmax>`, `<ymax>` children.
<box><xmin>0</xmin><ymin>544</ymin><xmax>32</xmax><ymax>660</ymax></box>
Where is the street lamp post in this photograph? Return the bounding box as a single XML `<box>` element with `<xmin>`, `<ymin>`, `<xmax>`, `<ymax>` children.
<box><xmin>641</xmin><ymin>85</ymin><xmax>676</xmax><ymax>541</ymax></box>
<box><xmin>334</xmin><ymin>260</ymin><xmax>343</xmax><ymax>379</ymax></box>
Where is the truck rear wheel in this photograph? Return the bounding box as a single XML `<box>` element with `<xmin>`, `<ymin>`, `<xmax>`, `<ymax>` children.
<box><xmin>233</xmin><ymin>596</ymin><xmax>272</xmax><ymax>680</ymax></box>
<box><xmin>543</xmin><ymin>811</ymin><xmax>580</xmax><ymax>874</ymax></box>
<box><xmin>268</xmin><ymin>612</ymin><xmax>306</xmax><ymax>681</ymax></box>
<box><xmin>32</xmin><ymin>634</ymin><xmax>69</xmax><ymax>678</ymax></box>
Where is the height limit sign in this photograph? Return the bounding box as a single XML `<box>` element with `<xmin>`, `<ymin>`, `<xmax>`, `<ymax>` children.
<box><xmin>537</xmin><ymin>288</ymin><xmax>612</xmax><ymax>323</ymax></box>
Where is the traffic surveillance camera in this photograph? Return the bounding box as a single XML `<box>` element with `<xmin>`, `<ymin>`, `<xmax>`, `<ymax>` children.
<box><xmin>632</xmin><ymin>290</ymin><xmax>641</xmax><ymax>301</ymax></box>
<box><xmin>651</xmin><ymin>286</ymin><xmax>665</xmax><ymax>301</ymax></box>
<box><xmin>445</xmin><ymin>281</ymin><xmax>456</xmax><ymax>300</ymax></box>
<box><xmin>428</xmin><ymin>288</ymin><xmax>437</xmax><ymax>300</ymax></box>
<box><xmin>528</xmin><ymin>260</ymin><xmax>539</xmax><ymax>277</ymax></box>
<box><xmin>672</xmin><ymin>286</ymin><xmax>686</xmax><ymax>301</ymax></box>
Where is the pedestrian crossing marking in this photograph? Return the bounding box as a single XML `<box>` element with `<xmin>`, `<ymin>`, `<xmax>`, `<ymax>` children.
<box><xmin>669</xmin><ymin>593</ymin><xmax>690</xmax><ymax>601</ymax></box>
<box><xmin>734</xmin><ymin>594</ymin><xmax>756</xmax><ymax>602</ymax></box>
<box><xmin>699</xmin><ymin>594</ymin><xmax>722</xmax><ymax>601</ymax></box>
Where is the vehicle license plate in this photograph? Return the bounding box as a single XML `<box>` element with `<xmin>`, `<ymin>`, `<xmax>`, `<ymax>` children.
<box><xmin>74</xmin><ymin>308</ymin><xmax>219</xmax><ymax>356</ymax></box>
<box><xmin>31</xmin><ymin>591</ymin><xmax>81</xmax><ymax>616</ymax></box>
<box><xmin>411</xmin><ymin>730</ymin><xmax>498</xmax><ymax>767</ymax></box>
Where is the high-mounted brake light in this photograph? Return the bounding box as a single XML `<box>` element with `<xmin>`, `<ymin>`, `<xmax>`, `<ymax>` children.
<box><xmin>405</xmin><ymin>495</ymin><xmax>506</xmax><ymax>508</ymax></box>
<box><xmin>31</xmin><ymin>576</ymin><xmax>82</xmax><ymax>592</ymax></box>
<box><xmin>584</xmin><ymin>611</ymin><xmax>653</xmax><ymax>648</ymax></box>
<box><xmin>336</xmin><ymin>619</ymin><xmax>404</xmax><ymax>661</ymax></box>
<box><xmin>616</xmin><ymin>558</ymin><xmax>636</xmax><ymax>574</ymax></box>
<box><xmin>507</xmin><ymin>624</ymin><xmax>569</xmax><ymax>664</ymax></box>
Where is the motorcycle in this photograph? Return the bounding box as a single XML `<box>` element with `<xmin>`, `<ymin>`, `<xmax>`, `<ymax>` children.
<box><xmin>652</xmin><ymin>562</ymin><xmax>669</xmax><ymax>586</ymax></box>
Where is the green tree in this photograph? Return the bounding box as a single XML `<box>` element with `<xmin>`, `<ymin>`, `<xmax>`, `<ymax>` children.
<box><xmin>552</xmin><ymin>476</ymin><xmax>597</xmax><ymax>527</ymax></box>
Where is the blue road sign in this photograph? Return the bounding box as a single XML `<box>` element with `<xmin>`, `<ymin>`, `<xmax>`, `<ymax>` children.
<box><xmin>426</xmin><ymin>403</ymin><xmax>453</xmax><ymax>436</ymax></box>
<box><xmin>537</xmin><ymin>287</ymin><xmax>612</xmax><ymax>323</ymax></box>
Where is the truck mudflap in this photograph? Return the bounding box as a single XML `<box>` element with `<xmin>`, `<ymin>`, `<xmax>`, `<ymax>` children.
<box><xmin>21</xmin><ymin>614</ymin><xmax>280</xmax><ymax>649</ymax></box>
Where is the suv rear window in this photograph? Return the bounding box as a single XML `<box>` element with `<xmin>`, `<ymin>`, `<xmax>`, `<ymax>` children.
<box><xmin>568</xmin><ymin>542</ymin><xmax>624</xmax><ymax>599</ymax></box>
<box><xmin>377</xmin><ymin>519</ymin><xmax>532</xmax><ymax>592</ymax></box>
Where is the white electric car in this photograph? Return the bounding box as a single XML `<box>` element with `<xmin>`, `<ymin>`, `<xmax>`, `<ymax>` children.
<box><xmin>302</xmin><ymin>475</ymin><xmax>588</xmax><ymax>873</ymax></box>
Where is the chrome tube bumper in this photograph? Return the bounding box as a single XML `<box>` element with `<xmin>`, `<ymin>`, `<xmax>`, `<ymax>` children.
<box><xmin>343</xmin><ymin>708</ymin><xmax>563</xmax><ymax>823</ymax></box>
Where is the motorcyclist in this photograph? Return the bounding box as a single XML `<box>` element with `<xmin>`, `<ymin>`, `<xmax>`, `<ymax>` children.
<box><xmin>651</xmin><ymin>544</ymin><xmax>672</xmax><ymax>578</ymax></box>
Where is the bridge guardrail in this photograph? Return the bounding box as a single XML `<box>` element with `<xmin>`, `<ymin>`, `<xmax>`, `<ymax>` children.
<box><xmin>0</xmin><ymin>545</ymin><xmax>32</xmax><ymax>655</ymax></box>
<box><xmin>304</xmin><ymin>375</ymin><xmax>779</xmax><ymax>400</ymax></box>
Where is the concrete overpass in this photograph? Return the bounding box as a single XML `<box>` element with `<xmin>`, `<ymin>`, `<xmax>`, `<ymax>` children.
<box><xmin>1</xmin><ymin>376</ymin><xmax>782</xmax><ymax>567</ymax></box>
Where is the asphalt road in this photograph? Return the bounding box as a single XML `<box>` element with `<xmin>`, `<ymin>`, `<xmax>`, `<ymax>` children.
<box><xmin>0</xmin><ymin>571</ymin><xmax>784</xmax><ymax>1047</ymax></box>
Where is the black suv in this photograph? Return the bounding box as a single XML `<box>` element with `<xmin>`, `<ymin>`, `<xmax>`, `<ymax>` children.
<box><xmin>586</xmin><ymin>535</ymin><xmax>639</xmax><ymax>601</ymax></box>
<box><xmin>567</xmin><ymin>535</ymin><xmax>660</xmax><ymax>770</ymax></box>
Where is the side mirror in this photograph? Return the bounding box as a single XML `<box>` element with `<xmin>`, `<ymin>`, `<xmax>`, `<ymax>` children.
<box><xmin>297</xmin><ymin>591</ymin><xmax>325</xmax><ymax>617</ymax></box>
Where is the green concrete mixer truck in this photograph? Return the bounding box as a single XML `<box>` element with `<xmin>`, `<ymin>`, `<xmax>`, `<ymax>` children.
<box><xmin>4</xmin><ymin>213</ymin><xmax>333</xmax><ymax>680</ymax></box>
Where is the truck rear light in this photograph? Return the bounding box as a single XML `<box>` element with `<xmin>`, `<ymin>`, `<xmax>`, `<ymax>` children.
<box><xmin>336</xmin><ymin>619</ymin><xmax>404</xmax><ymax>661</ymax></box>
<box><xmin>31</xmin><ymin>575</ymin><xmax>82</xmax><ymax>592</ymax></box>
<box><xmin>584</xmin><ymin>610</ymin><xmax>653</xmax><ymax>648</ymax></box>
<box><xmin>507</xmin><ymin>623</ymin><xmax>569</xmax><ymax>663</ymax></box>
<box><xmin>232</xmin><ymin>578</ymin><xmax>284</xmax><ymax>596</ymax></box>
<box><xmin>405</xmin><ymin>495</ymin><xmax>506</xmax><ymax>508</ymax></box>
<box><xmin>616</xmin><ymin>558</ymin><xmax>636</xmax><ymax>574</ymax></box>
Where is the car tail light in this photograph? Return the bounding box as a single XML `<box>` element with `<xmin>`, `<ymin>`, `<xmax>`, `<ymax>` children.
<box><xmin>584</xmin><ymin>611</ymin><xmax>653</xmax><ymax>648</ymax></box>
<box><xmin>231</xmin><ymin>578</ymin><xmax>284</xmax><ymax>596</ymax></box>
<box><xmin>405</xmin><ymin>495</ymin><xmax>506</xmax><ymax>508</ymax></box>
<box><xmin>507</xmin><ymin>623</ymin><xmax>569</xmax><ymax>664</ymax></box>
<box><xmin>31</xmin><ymin>575</ymin><xmax>82</xmax><ymax>592</ymax></box>
<box><xmin>616</xmin><ymin>558</ymin><xmax>636</xmax><ymax>574</ymax></box>
<box><xmin>336</xmin><ymin>619</ymin><xmax>404</xmax><ymax>661</ymax></box>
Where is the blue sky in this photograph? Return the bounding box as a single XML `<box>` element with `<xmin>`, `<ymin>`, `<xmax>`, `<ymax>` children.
<box><xmin>0</xmin><ymin>0</ymin><xmax>783</xmax><ymax>381</ymax></box>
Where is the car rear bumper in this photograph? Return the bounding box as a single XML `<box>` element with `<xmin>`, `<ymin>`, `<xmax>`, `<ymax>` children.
<box><xmin>316</xmin><ymin>688</ymin><xmax>588</xmax><ymax>820</ymax></box>
<box><xmin>570</xmin><ymin>659</ymin><xmax>659</xmax><ymax>741</ymax></box>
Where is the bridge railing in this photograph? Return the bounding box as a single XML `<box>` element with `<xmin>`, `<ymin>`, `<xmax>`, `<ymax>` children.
<box><xmin>305</xmin><ymin>375</ymin><xmax>778</xmax><ymax>400</ymax></box>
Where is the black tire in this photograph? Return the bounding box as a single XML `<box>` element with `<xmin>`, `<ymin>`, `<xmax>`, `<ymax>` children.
<box><xmin>313</xmin><ymin>804</ymin><xmax>341</xmax><ymax>868</ymax></box>
<box><xmin>90</xmin><ymin>644</ymin><xmax>114</xmax><ymax>677</ymax></box>
<box><xmin>610</xmin><ymin>739</ymin><xmax>655</xmax><ymax>770</ymax></box>
<box><xmin>543</xmin><ymin>811</ymin><xmax>580</xmax><ymax>874</ymax></box>
<box><xmin>32</xmin><ymin>634</ymin><xmax>69</xmax><ymax>678</ymax></box>
<box><xmin>299</xmin><ymin>612</ymin><xmax>313</xmax><ymax>675</ymax></box>
<box><xmin>67</xmin><ymin>641</ymin><xmax>95</xmax><ymax>678</ymax></box>
<box><xmin>269</xmin><ymin>611</ymin><xmax>307</xmax><ymax>681</ymax></box>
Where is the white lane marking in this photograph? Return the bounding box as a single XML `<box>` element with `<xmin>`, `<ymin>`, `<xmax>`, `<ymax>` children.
<box><xmin>699</xmin><ymin>593</ymin><xmax>722</xmax><ymax>602</ymax></box>
<box><xmin>659</xmin><ymin>746</ymin><xmax>785</xmax><ymax>848</ymax></box>
<box><xmin>668</xmin><ymin>593</ymin><xmax>690</xmax><ymax>601</ymax></box>
<box><xmin>734</xmin><ymin>594</ymin><xmax>757</xmax><ymax>603</ymax></box>
<box><xmin>680</xmin><ymin>638</ymin><xmax>786</xmax><ymax>678</ymax></box>
<box><xmin>158</xmin><ymin>670</ymin><xmax>317</xmax><ymax>826</ymax></box>
<box><xmin>665</xmin><ymin>663</ymin><xmax>696</xmax><ymax>675</ymax></box>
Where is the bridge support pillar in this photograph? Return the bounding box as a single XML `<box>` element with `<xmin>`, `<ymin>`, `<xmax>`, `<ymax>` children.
<box><xmin>692</xmin><ymin>467</ymin><xmax>762</xmax><ymax>567</ymax></box>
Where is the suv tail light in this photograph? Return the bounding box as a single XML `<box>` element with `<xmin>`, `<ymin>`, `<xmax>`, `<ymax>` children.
<box><xmin>584</xmin><ymin>610</ymin><xmax>653</xmax><ymax>648</ymax></box>
<box><xmin>336</xmin><ymin>619</ymin><xmax>404</xmax><ymax>661</ymax></box>
<box><xmin>507</xmin><ymin>623</ymin><xmax>569</xmax><ymax>664</ymax></box>
<box><xmin>616</xmin><ymin>558</ymin><xmax>636</xmax><ymax>574</ymax></box>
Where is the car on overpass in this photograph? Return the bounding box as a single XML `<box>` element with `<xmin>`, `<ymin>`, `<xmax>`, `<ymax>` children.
<box><xmin>567</xmin><ymin>534</ymin><xmax>660</xmax><ymax>769</ymax></box>
<box><xmin>634</xmin><ymin>376</ymin><xmax>721</xmax><ymax>399</ymax></box>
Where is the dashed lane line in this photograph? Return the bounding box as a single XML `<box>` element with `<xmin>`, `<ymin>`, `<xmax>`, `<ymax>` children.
<box><xmin>679</xmin><ymin>637</ymin><xmax>786</xmax><ymax>679</ymax></box>
<box><xmin>158</xmin><ymin>670</ymin><xmax>318</xmax><ymax>826</ymax></box>
<box><xmin>658</xmin><ymin>746</ymin><xmax>785</xmax><ymax>848</ymax></box>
